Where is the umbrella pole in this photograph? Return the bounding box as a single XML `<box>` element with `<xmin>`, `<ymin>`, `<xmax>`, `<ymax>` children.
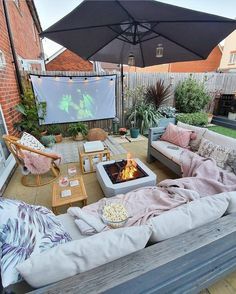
<box><xmin>121</xmin><ymin>63</ymin><xmax>124</xmax><ymax>126</ymax></box>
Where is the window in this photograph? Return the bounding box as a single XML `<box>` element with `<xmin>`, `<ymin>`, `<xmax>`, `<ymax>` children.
<box><xmin>0</xmin><ymin>50</ymin><xmax>6</xmax><ymax>70</ymax></box>
<box><xmin>229</xmin><ymin>52</ymin><xmax>236</xmax><ymax>64</ymax></box>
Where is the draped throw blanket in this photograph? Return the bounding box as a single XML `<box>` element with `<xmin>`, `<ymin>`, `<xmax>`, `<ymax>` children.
<box><xmin>82</xmin><ymin>150</ymin><xmax>236</xmax><ymax>227</ymax></box>
<box><xmin>22</xmin><ymin>151</ymin><xmax>54</xmax><ymax>175</ymax></box>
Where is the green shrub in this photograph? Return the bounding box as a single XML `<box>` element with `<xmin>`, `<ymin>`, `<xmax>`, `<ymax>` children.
<box><xmin>40</xmin><ymin>135</ymin><xmax>56</xmax><ymax>147</ymax></box>
<box><xmin>177</xmin><ymin>112</ymin><xmax>208</xmax><ymax>126</ymax></box>
<box><xmin>175</xmin><ymin>77</ymin><xmax>210</xmax><ymax>113</ymax></box>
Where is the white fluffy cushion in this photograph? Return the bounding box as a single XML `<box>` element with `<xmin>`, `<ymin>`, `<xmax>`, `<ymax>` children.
<box><xmin>198</xmin><ymin>138</ymin><xmax>232</xmax><ymax>169</ymax></box>
<box><xmin>19</xmin><ymin>132</ymin><xmax>45</xmax><ymax>151</ymax></box>
<box><xmin>177</xmin><ymin>122</ymin><xmax>206</xmax><ymax>151</ymax></box>
<box><xmin>203</xmin><ymin>129</ymin><xmax>236</xmax><ymax>149</ymax></box>
<box><xmin>17</xmin><ymin>225</ymin><xmax>152</xmax><ymax>288</ymax></box>
<box><xmin>148</xmin><ymin>193</ymin><xmax>230</xmax><ymax>243</ymax></box>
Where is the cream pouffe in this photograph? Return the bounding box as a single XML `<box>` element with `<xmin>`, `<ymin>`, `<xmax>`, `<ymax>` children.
<box><xmin>17</xmin><ymin>225</ymin><xmax>152</xmax><ymax>288</ymax></box>
<box><xmin>148</xmin><ymin>193</ymin><xmax>230</xmax><ymax>243</ymax></box>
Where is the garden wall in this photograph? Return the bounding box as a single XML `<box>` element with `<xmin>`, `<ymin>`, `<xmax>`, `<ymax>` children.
<box><xmin>26</xmin><ymin>70</ymin><xmax>236</xmax><ymax>129</ymax></box>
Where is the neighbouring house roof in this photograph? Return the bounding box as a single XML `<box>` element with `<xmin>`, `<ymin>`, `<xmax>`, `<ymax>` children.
<box><xmin>26</xmin><ymin>0</ymin><xmax>42</xmax><ymax>33</ymax></box>
<box><xmin>45</xmin><ymin>47</ymin><xmax>67</xmax><ymax>64</ymax></box>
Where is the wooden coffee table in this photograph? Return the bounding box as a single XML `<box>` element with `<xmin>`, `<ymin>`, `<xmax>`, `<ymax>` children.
<box><xmin>52</xmin><ymin>175</ymin><xmax>88</xmax><ymax>214</ymax></box>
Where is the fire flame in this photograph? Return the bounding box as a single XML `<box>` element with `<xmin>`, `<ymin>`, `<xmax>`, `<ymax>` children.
<box><xmin>120</xmin><ymin>153</ymin><xmax>137</xmax><ymax>180</ymax></box>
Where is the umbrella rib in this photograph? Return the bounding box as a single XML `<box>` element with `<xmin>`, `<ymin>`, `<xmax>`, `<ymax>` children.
<box><xmin>108</xmin><ymin>26</ymin><xmax>133</xmax><ymax>44</ymax></box>
<box><xmin>140</xmin><ymin>23</ymin><xmax>205</xmax><ymax>59</ymax></box>
<box><xmin>86</xmin><ymin>23</ymin><xmax>134</xmax><ymax>60</ymax></box>
<box><xmin>115</xmin><ymin>0</ymin><xmax>135</xmax><ymax>22</ymax></box>
<box><xmin>137</xmin><ymin>33</ymin><xmax>145</xmax><ymax>67</ymax></box>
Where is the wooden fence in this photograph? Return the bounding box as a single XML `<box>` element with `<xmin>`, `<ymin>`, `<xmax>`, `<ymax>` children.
<box><xmin>26</xmin><ymin>70</ymin><xmax>236</xmax><ymax>129</ymax></box>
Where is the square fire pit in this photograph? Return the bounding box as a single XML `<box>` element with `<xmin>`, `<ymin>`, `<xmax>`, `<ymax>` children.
<box><xmin>96</xmin><ymin>158</ymin><xmax>157</xmax><ymax>197</ymax></box>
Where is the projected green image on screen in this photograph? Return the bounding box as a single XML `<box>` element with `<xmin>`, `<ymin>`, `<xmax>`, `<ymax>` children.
<box><xmin>30</xmin><ymin>75</ymin><xmax>116</xmax><ymax>124</ymax></box>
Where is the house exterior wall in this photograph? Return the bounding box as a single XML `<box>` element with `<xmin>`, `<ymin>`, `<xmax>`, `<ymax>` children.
<box><xmin>0</xmin><ymin>0</ymin><xmax>42</xmax><ymax>135</ymax></box>
<box><xmin>46</xmin><ymin>49</ymin><xmax>93</xmax><ymax>71</ymax></box>
<box><xmin>219</xmin><ymin>30</ymin><xmax>236</xmax><ymax>72</ymax></box>
<box><xmin>125</xmin><ymin>46</ymin><xmax>221</xmax><ymax>73</ymax></box>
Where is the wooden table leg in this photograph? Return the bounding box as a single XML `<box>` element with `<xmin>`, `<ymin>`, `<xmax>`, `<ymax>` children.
<box><xmin>83</xmin><ymin>199</ymin><xmax>88</xmax><ymax>206</ymax></box>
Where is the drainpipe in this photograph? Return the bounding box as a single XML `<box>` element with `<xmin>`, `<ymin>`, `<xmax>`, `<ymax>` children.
<box><xmin>2</xmin><ymin>0</ymin><xmax>24</xmax><ymax>95</ymax></box>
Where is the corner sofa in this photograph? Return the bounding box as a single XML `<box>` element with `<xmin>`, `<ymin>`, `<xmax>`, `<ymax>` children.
<box><xmin>147</xmin><ymin>121</ymin><xmax>236</xmax><ymax>176</ymax></box>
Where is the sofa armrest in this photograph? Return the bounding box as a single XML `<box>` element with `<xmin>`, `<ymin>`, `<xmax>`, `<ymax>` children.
<box><xmin>148</xmin><ymin>127</ymin><xmax>166</xmax><ymax>143</ymax></box>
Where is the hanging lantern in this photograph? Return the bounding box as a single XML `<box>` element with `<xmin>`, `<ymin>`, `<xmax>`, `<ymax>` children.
<box><xmin>128</xmin><ymin>52</ymin><xmax>135</xmax><ymax>66</ymax></box>
<box><xmin>156</xmin><ymin>44</ymin><xmax>164</xmax><ymax>58</ymax></box>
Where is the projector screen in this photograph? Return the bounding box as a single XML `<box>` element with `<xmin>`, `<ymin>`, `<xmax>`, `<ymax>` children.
<box><xmin>30</xmin><ymin>75</ymin><xmax>116</xmax><ymax>124</ymax></box>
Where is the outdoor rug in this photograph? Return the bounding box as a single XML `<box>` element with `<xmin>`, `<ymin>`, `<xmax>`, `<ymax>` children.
<box><xmin>51</xmin><ymin>137</ymin><xmax>127</xmax><ymax>164</ymax></box>
<box><xmin>111</xmin><ymin>135</ymin><xmax>147</xmax><ymax>144</ymax></box>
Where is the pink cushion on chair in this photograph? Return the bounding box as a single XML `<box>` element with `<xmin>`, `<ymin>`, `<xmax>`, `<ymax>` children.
<box><xmin>161</xmin><ymin>123</ymin><xmax>192</xmax><ymax>148</ymax></box>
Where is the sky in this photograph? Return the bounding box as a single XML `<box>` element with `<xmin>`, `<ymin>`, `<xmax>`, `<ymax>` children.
<box><xmin>34</xmin><ymin>0</ymin><xmax>236</xmax><ymax>58</ymax></box>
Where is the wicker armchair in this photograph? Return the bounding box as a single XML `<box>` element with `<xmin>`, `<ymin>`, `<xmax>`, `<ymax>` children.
<box><xmin>3</xmin><ymin>135</ymin><xmax>61</xmax><ymax>187</ymax></box>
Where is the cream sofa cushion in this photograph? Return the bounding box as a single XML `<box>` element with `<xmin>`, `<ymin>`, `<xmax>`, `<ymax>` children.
<box><xmin>203</xmin><ymin>129</ymin><xmax>236</xmax><ymax>149</ymax></box>
<box><xmin>17</xmin><ymin>225</ymin><xmax>152</xmax><ymax>288</ymax></box>
<box><xmin>148</xmin><ymin>193</ymin><xmax>230</xmax><ymax>243</ymax></box>
<box><xmin>177</xmin><ymin>122</ymin><xmax>206</xmax><ymax>151</ymax></box>
<box><xmin>151</xmin><ymin>141</ymin><xmax>185</xmax><ymax>164</ymax></box>
<box><xmin>56</xmin><ymin>213</ymin><xmax>86</xmax><ymax>241</ymax></box>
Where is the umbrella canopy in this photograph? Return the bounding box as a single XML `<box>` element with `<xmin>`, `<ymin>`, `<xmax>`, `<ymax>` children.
<box><xmin>41</xmin><ymin>0</ymin><xmax>236</xmax><ymax>67</ymax></box>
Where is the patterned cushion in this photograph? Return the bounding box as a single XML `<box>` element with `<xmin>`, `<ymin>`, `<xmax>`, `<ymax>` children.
<box><xmin>177</xmin><ymin>122</ymin><xmax>206</xmax><ymax>151</ymax></box>
<box><xmin>160</xmin><ymin>123</ymin><xmax>192</xmax><ymax>148</ymax></box>
<box><xmin>226</xmin><ymin>150</ymin><xmax>236</xmax><ymax>174</ymax></box>
<box><xmin>0</xmin><ymin>198</ymin><xmax>71</xmax><ymax>287</ymax></box>
<box><xmin>198</xmin><ymin>138</ymin><xmax>232</xmax><ymax>169</ymax></box>
<box><xmin>19</xmin><ymin>132</ymin><xmax>45</xmax><ymax>151</ymax></box>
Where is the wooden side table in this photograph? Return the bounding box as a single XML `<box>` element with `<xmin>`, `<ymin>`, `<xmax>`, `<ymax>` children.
<box><xmin>79</xmin><ymin>148</ymin><xmax>111</xmax><ymax>174</ymax></box>
<box><xmin>52</xmin><ymin>175</ymin><xmax>88</xmax><ymax>214</ymax></box>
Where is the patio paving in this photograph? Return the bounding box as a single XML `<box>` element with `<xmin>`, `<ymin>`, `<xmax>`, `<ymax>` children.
<box><xmin>3</xmin><ymin>138</ymin><xmax>236</xmax><ymax>293</ymax></box>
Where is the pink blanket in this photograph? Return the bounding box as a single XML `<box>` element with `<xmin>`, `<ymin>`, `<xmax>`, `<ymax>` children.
<box><xmin>22</xmin><ymin>151</ymin><xmax>54</xmax><ymax>175</ymax></box>
<box><xmin>84</xmin><ymin>150</ymin><xmax>236</xmax><ymax>226</ymax></box>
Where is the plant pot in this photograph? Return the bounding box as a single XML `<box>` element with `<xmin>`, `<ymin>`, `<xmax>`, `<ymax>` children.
<box><xmin>73</xmin><ymin>132</ymin><xmax>84</xmax><ymax>141</ymax></box>
<box><xmin>228</xmin><ymin>112</ymin><xmax>236</xmax><ymax>120</ymax></box>
<box><xmin>55</xmin><ymin>133</ymin><xmax>63</xmax><ymax>143</ymax></box>
<box><xmin>207</xmin><ymin>114</ymin><xmax>213</xmax><ymax>124</ymax></box>
<box><xmin>130</xmin><ymin>128</ymin><xmax>140</xmax><ymax>138</ymax></box>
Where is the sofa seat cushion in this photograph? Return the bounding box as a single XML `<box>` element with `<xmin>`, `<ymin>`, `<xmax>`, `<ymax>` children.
<box><xmin>17</xmin><ymin>225</ymin><xmax>152</xmax><ymax>288</ymax></box>
<box><xmin>148</xmin><ymin>193</ymin><xmax>230</xmax><ymax>243</ymax></box>
<box><xmin>151</xmin><ymin>141</ymin><xmax>185</xmax><ymax>164</ymax></box>
<box><xmin>177</xmin><ymin>122</ymin><xmax>207</xmax><ymax>151</ymax></box>
<box><xmin>203</xmin><ymin>129</ymin><xmax>236</xmax><ymax>149</ymax></box>
<box><xmin>56</xmin><ymin>214</ymin><xmax>86</xmax><ymax>241</ymax></box>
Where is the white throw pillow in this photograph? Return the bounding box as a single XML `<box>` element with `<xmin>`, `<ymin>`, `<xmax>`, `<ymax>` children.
<box><xmin>17</xmin><ymin>225</ymin><xmax>152</xmax><ymax>288</ymax></box>
<box><xmin>198</xmin><ymin>138</ymin><xmax>232</xmax><ymax>169</ymax></box>
<box><xmin>177</xmin><ymin>122</ymin><xmax>206</xmax><ymax>151</ymax></box>
<box><xmin>19</xmin><ymin>132</ymin><xmax>45</xmax><ymax>151</ymax></box>
<box><xmin>148</xmin><ymin>193</ymin><xmax>230</xmax><ymax>243</ymax></box>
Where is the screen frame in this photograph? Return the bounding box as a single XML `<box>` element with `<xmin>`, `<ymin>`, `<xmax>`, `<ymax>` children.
<box><xmin>29</xmin><ymin>73</ymin><xmax>118</xmax><ymax>125</ymax></box>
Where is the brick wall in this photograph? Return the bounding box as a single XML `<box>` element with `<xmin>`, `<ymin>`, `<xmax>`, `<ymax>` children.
<box><xmin>0</xmin><ymin>0</ymin><xmax>42</xmax><ymax>135</ymax></box>
<box><xmin>46</xmin><ymin>49</ymin><xmax>93</xmax><ymax>71</ymax></box>
<box><xmin>0</xmin><ymin>0</ymin><xmax>20</xmax><ymax>135</ymax></box>
<box><xmin>7</xmin><ymin>0</ymin><xmax>42</xmax><ymax>59</ymax></box>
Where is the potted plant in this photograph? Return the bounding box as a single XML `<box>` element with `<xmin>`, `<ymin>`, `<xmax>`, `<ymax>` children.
<box><xmin>67</xmin><ymin>122</ymin><xmax>88</xmax><ymax>141</ymax></box>
<box><xmin>47</xmin><ymin>125</ymin><xmax>63</xmax><ymax>143</ymax></box>
<box><xmin>145</xmin><ymin>79</ymin><xmax>172</xmax><ymax>108</ymax></box>
<box><xmin>126</xmin><ymin>101</ymin><xmax>161</xmax><ymax>136</ymax></box>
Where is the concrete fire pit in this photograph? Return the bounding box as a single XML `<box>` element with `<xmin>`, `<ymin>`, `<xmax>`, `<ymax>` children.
<box><xmin>96</xmin><ymin>158</ymin><xmax>157</xmax><ymax>197</ymax></box>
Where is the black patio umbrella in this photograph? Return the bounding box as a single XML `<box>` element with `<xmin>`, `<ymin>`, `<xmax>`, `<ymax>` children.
<box><xmin>41</xmin><ymin>0</ymin><xmax>236</xmax><ymax>67</ymax></box>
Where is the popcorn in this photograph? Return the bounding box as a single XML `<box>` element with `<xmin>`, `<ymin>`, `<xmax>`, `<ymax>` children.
<box><xmin>102</xmin><ymin>203</ymin><xmax>128</xmax><ymax>222</ymax></box>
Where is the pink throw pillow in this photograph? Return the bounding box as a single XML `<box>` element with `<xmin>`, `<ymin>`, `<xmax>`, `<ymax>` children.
<box><xmin>161</xmin><ymin>123</ymin><xmax>192</xmax><ymax>148</ymax></box>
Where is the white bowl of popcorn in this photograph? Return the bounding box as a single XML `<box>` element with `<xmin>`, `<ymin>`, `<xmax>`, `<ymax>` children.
<box><xmin>101</xmin><ymin>203</ymin><xmax>129</xmax><ymax>229</ymax></box>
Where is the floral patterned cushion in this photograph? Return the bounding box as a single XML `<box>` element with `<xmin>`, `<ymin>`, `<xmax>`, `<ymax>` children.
<box><xmin>0</xmin><ymin>198</ymin><xmax>72</xmax><ymax>288</ymax></box>
<box><xmin>226</xmin><ymin>150</ymin><xmax>236</xmax><ymax>174</ymax></box>
<box><xmin>19</xmin><ymin>132</ymin><xmax>45</xmax><ymax>151</ymax></box>
<box><xmin>198</xmin><ymin>138</ymin><xmax>232</xmax><ymax>169</ymax></box>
